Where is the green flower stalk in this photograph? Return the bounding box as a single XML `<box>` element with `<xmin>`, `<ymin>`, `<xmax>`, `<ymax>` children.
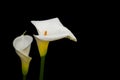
<box><xmin>13</xmin><ymin>32</ymin><xmax>33</xmax><ymax>80</ymax></box>
<box><xmin>35</xmin><ymin>38</ymin><xmax>49</xmax><ymax>80</ymax></box>
<box><xmin>31</xmin><ymin>18</ymin><xmax>77</xmax><ymax>80</ymax></box>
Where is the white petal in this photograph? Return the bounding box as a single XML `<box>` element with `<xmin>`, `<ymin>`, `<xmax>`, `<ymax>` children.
<box><xmin>31</xmin><ymin>17</ymin><xmax>77</xmax><ymax>42</ymax></box>
<box><xmin>63</xmin><ymin>27</ymin><xmax>77</xmax><ymax>42</ymax></box>
<box><xmin>13</xmin><ymin>35</ymin><xmax>33</xmax><ymax>56</ymax></box>
<box><xmin>34</xmin><ymin>34</ymin><xmax>67</xmax><ymax>41</ymax></box>
<box><xmin>15</xmin><ymin>50</ymin><xmax>32</xmax><ymax>63</ymax></box>
<box><xmin>33</xmin><ymin>30</ymin><xmax>77</xmax><ymax>42</ymax></box>
<box><xmin>31</xmin><ymin>18</ymin><xmax>64</xmax><ymax>35</ymax></box>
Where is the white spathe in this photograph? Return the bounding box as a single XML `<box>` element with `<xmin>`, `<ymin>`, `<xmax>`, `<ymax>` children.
<box><xmin>13</xmin><ymin>34</ymin><xmax>33</xmax><ymax>75</ymax></box>
<box><xmin>13</xmin><ymin>35</ymin><xmax>33</xmax><ymax>61</ymax></box>
<box><xmin>31</xmin><ymin>18</ymin><xmax>77</xmax><ymax>42</ymax></box>
<box><xmin>13</xmin><ymin>35</ymin><xmax>33</xmax><ymax>58</ymax></box>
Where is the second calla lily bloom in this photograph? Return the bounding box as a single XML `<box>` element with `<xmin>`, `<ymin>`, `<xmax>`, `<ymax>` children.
<box><xmin>13</xmin><ymin>33</ymin><xmax>33</xmax><ymax>80</ymax></box>
<box><xmin>31</xmin><ymin>18</ymin><xmax>77</xmax><ymax>80</ymax></box>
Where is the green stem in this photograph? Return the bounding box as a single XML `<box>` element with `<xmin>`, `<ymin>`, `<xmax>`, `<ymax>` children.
<box><xmin>23</xmin><ymin>75</ymin><xmax>26</xmax><ymax>80</ymax></box>
<box><xmin>39</xmin><ymin>56</ymin><xmax>46</xmax><ymax>80</ymax></box>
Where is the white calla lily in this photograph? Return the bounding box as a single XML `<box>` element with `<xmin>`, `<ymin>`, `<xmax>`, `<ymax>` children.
<box><xmin>31</xmin><ymin>17</ymin><xmax>77</xmax><ymax>42</ymax></box>
<box><xmin>31</xmin><ymin>18</ymin><xmax>77</xmax><ymax>80</ymax></box>
<box><xmin>13</xmin><ymin>33</ymin><xmax>33</xmax><ymax>79</ymax></box>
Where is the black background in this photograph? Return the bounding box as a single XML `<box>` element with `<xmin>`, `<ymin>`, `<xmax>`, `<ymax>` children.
<box><xmin>0</xmin><ymin>2</ymin><xmax>110</xmax><ymax>80</ymax></box>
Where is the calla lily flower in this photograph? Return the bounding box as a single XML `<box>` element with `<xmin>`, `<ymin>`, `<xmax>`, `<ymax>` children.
<box><xmin>31</xmin><ymin>18</ymin><xmax>77</xmax><ymax>57</ymax></box>
<box><xmin>31</xmin><ymin>18</ymin><xmax>77</xmax><ymax>80</ymax></box>
<box><xmin>13</xmin><ymin>33</ymin><xmax>33</xmax><ymax>79</ymax></box>
<box><xmin>31</xmin><ymin>18</ymin><xmax>77</xmax><ymax>42</ymax></box>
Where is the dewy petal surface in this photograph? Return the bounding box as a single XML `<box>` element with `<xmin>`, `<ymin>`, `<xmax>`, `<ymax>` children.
<box><xmin>31</xmin><ymin>18</ymin><xmax>77</xmax><ymax>42</ymax></box>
